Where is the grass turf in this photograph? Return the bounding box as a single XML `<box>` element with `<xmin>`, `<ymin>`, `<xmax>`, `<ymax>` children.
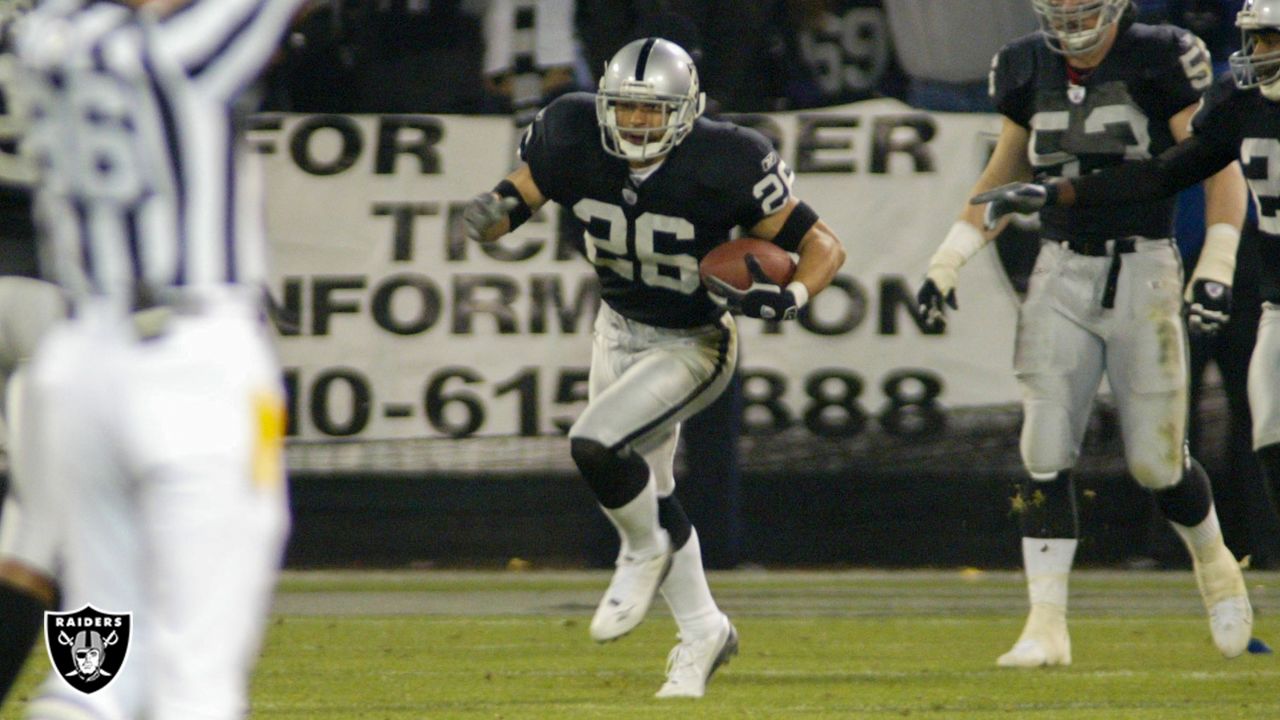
<box><xmin>3</xmin><ymin>570</ymin><xmax>1277</xmax><ymax>719</ymax></box>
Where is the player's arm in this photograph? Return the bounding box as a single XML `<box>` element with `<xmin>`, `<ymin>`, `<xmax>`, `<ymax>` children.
<box><xmin>916</xmin><ymin>117</ymin><xmax>1031</xmax><ymax>331</ymax></box>
<box><xmin>747</xmin><ymin>197</ymin><xmax>845</xmax><ymax>302</ymax></box>
<box><xmin>1169</xmin><ymin>102</ymin><xmax>1246</xmax><ymax>336</ymax></box>
<box><xmin>708</xmin><ymin>197</ymin><xmax>846</xmax><ymax>322</ymax></box>
<box><xmin>463</xmin><ymin>163</ymin><xmax>549</xmax><ymax>244</ymax></box>
<box><xmin>151</xmin><ymin>0</ymin><xmax>309</xmax><ymax>99</ymax></box>
<box><xmin>973</xmin><ymin>132</ymin><xmax>1237</xmax><ymax>222</ymax></box>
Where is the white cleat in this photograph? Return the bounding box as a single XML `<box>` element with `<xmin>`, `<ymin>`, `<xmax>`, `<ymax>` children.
<box><xmin>997</xmin><ymin>603</ymin><xmax>1071</xmax><ymax>668</ymax></box>
<box><xmin>655</xmin><ymin>614</ymin><xmax>739</xmax><ymax>699</ymax></box>
<box><xmin>589</xmin><ymin>531</ymin><xmax>672</xmax><ymax>642</ymax></box>
<box><xmin>1193</xmin><ymin>543</ymin><xmax>1253</xmax><ymax>658</ymax></box>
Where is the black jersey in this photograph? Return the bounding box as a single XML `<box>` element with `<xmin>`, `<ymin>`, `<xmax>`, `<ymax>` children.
<box><xmin>521</xmin><ymin>92</ymin><xmax>794</xmax><ymax>329</ymax></box>
<box><xmin>990</xmin><ymin>21</ymin><xmax>1212</xmax><ymax>242</ymax></box>
<box><xmin>1190</xmin><ymin>75</ymin><xmax>1280</xmax><ymax>303</ymax></box>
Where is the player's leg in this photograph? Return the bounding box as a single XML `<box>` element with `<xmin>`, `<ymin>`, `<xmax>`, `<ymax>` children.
<box><xmin>569</xmin><ymin>306</ymin><xmax>737</xmax><ymax>643</ymax></box>
<box><xmin>571</xmin><ymin>313</ymin><xmax>670</xmax><ymax>642</ymax></box>
<box><xmin>0</xmin><ymin>368</ymin><xmax>58</xmax><ymax>704</ymax></box>
<box><xmin>646</xmin><ymin>429</ymin><xmax>737</xmax><ymax>699</ymax></box>
<box><xmin>25</xmin><ymin>322</ymin><xmax>149</xmax><ymax>719</ymax></box>
<box><xmin>1002</xmin><ymin>244</ymin><xmax>1101</xmax><ymax>667</ymax></box>
<box><xmin>0</xmin><ymin>279</ymin><xmax>67</xmax><ymax>704</ymax></box>
<box><xmin>129</xmin><ymin>312</ymin><xmax>289</xmax><ymax>719</ymax></box>
<box><xmin>1109</xmin><ymin>248</ymin><xmax>1250</xmax><ymax>658</ymax></box>
<box><xmin>1250</xmin><ymin>304</ymin><xmax>1280</xmax><ymax>543</ymax></box>
<box><xmin>1215</xmin><ymin>302</ymin><xmax>1280</xmax><ymax>566</ymax></box>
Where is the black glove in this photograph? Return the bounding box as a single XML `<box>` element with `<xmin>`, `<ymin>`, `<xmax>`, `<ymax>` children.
<box><xmin>970</xmin><ymin>182</ymin><xmax>1056</xmax><ymax>230</ymax></box>
<box><xmin>1186</xmin><ymin>279</ymin><xmax>1232</xmax><ymax>337</ymax></box>
<box><xmin>462</xmin><ymin>192</ymin><xmax>519</xmax><ymax>242</ymax></box>
<box><xmin>916</xmin><ymin>278</ymin><xmax>957</xmax><ymax>332</ymax></box>
<box><xmin>704</xmin><ymin>254</ymin><xmax>803</xmax><ymax>320</ymax></box>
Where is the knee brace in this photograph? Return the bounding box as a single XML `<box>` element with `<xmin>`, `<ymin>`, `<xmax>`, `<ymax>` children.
<box><xmin>1016</xmin><ymin>470</ymin><xmax>1079</xmax><ymax>539</ymax></box>
<box><xmin>570</xmin><ymin>438</ymin><xmax>650</xmax><ymax>510</ymax></box>
<box><xmin>1155</xmin><ymin>457</ymin><xmax>1213</xmax><ymax>527</ymax></box>
<box><xmin>657</xmin><ymin>495</ymin><xmax>693</xmax><ymax>551</ymax></box>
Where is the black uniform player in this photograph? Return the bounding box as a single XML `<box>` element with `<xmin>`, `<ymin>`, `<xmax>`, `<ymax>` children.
<box><xmin>523</xmin><ymin>95</ymin><xmax>788</xmax><ymax>328</ymax></box>
<box><xmin>918</xmin><ymin>0</ymin><xmax>1253</xmax><ymax>667</ymax></box>
<box><xmin>463</xmin><ymin>38</ymin><xmax>845</xmax><ymax>698</ymax></box>
<box><xmin>982</xmin><ymin>0</ymin><xmax>1280</xmax><ymax>579</ymax></box>
<box><xmin>0</xmin><ymin>1</ymin><xmax>67</xmax><ymax>704</ymax></box>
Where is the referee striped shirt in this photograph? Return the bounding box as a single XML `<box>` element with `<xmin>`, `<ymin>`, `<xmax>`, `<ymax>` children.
<box><xmin>14</xmin><ymin>0</ymin><xmax>303</xmax><ymax>308</ymax></box>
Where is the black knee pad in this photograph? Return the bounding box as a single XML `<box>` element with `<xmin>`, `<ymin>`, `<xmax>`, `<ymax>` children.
<box><xmin>1017</xmin><ymin>470</ymin><xmax>1079</xmax><ymax>538</ymax></box>
<box><xmin>570</xmin><ymin>437</ymin><xmax>650</xmax><ymax>509</ymax></box>
<box><xmin>658</xmin><ymin>495</ymin><xmax>693</xmax><ymax>551</ymax></box>
<box><xmin>1156</xmin><ymin>457</ymin><xmax>1213</xmax><ymax>527</ymax></box>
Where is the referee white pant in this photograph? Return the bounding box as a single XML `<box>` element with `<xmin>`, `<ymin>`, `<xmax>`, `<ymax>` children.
<box><xmin>24</xmin><ymin>296</ymin><xmax>289</xmax><ymax>720</ymax></box>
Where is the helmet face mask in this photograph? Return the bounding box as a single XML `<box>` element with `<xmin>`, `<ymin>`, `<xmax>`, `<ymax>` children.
<box><xmin>1231</xmin><ymin>0</ymin><xmax>1280</xmax><ymax>100</ymax></box>
<box><xmin>1032</xmin><ymin>0</ymin><xmax>1129</xmax><ymax>56</ymax></box>
<box><xmin>596</xmin><ymin>38</ymin><xmax>705</xmax><ymax>163</ymax></box>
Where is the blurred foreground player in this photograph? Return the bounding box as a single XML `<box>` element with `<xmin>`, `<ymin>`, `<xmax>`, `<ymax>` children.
<box><xmin>464</xmin><ymin>37</ymin><xmax>844</xmax><ymax>697</ymax></box>
<box><xmin>0</xmin><ymin>0</ymin><xmax>66</xmax><ymax>705</ymax></box>
<box><xmin>918</xmin><ymin>0</ymin><xmax>1253</xmax><ymax>666</ymax></box>
<box><xmin>14</xmin><ymin>0</ymin><xmax>301</xmax><ymax>717</ymax></box>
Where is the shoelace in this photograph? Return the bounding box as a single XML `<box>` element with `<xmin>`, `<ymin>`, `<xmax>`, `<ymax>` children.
<box><xmin>608</xmin><ymin>555</ymin><xmax>649</xmax><ymax>598</ymax></box>
<box><xmin>664</xmin><ymin>637</ymin><xmax>699</xmax><ymax>680</ymax></box>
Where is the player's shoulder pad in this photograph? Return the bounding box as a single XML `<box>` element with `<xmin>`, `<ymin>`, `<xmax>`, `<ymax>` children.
<box><xmin>989</xmin><ymin>33</ymin><xmax>1040</xmax><ymax>118</ymax></box>
<box><xmin>520</xmin><ymin>91</ymin><xmax>598</xmax><ymax>165</ymax></box>
<box><xmin>680</xmin><ymin>116</ymin><xmax>777</xmax><ymax>186</ymax></box>
<box><xmin>1127</xmin><ymin>22</ymin><xmax>1209</xmax><ymax>76</ymax></box>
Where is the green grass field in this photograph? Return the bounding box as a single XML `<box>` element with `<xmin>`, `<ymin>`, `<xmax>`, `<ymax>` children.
<box><xmin>4</xmin><ymin>569</ymin><xmax>1279</xmax><ymax>719</ymax></box>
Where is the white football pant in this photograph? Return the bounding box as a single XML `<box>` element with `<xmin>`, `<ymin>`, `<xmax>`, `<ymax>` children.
<box><xmin>1015</xmin><ymin>239</ymin><xmax>1188</xmax><ymax>489</ymax></box>
<box><xmin>0</xmin><ymin>276</ymin><xmax>66</xmax><ymax>577</ymax></box>
<box><xmin>569</xmin><ymin>303</ymin><xmax>738</xmax><ymax>471</ymax></box>
<box><xmin>1249</xmin><ymin>302</ymin><xmax>1280</xmax><ymax>450</ymax></box>
<box><xmin>25</xmin><ymin>296</ymin><xmax>289</xmax><ymax>720</ymax></box>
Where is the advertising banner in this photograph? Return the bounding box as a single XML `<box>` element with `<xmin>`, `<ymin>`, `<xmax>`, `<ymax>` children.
<box><xmin>254</xmin><ymin>100</ymin><xmax>1022</xmax><ymax>450</ymax></box>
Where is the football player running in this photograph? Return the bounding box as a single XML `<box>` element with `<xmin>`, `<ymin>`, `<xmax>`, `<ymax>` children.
<box><xmin>464</xmin><ymin>37</ymin><xmax>844</xmax><ymax>698</ymax></box>
<box><xmin>978</xmin><ymin>0</ymin><xmax>1280</xmax><ymax>628</ymax></box>
<box><xmin>916</xmin><ymin>0</ymin><xmax>1254</xmax><ymax>667</ymax></box>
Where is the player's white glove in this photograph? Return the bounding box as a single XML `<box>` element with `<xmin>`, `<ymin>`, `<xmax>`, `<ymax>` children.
<box><xmin>1186</xmin><ymin>279</ymin><xmax>1232</xmax><ymax>337</ymax></box>
<box><xmin>916</xmin><ymin>278</ymin><xmax>957</xmax><ymax>332</ymax></box>
<box><xmin>704</xmin><ymin>254</ymin><xmax>808</xmax><ymax>320</ymax></box>
<box><xmin>970</xmin><ymin>182</ymin><xmax>1056</xmax><ymax>230</ymax></box>
<box><xmin>462</xmin><ymin>192</ymin><xmax>518</xmax><ymax>243</ymax></box>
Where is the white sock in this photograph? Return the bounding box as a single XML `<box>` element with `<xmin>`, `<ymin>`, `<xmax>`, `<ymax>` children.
<box><xmin>1022</xmin><ymin>537</ymin><xmax>1077</xmax><ymax>609</ymax></box>
<box><xmin>1171</xmin><ymin>507</ymin><xmax>1225</xmax><ymax>564</ymax></box>
<box><xmin>660</xmin><ymin>528</ymin><xmax>722</xmax><ymax>638</ymax></box>
<box><xmin>600</xmin><ymin>476</ymin><xmax>664</xmax><ymax>559</ymax></box>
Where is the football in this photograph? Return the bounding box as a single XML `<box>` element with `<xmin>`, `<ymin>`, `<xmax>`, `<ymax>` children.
<box><xmin>699</xmin><ymin>238</ymin><xmax>796</xmax><ymax>291</ymax></box>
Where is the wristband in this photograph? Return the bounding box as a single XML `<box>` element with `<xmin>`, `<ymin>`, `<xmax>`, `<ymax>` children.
<box><xmin>786</xmin><ymin>281</ymin><xmax>810</xmax><ymax>309</ymax></box>
<box><xmin>1186</xmin><ymin>222</ymin><xmax>1240</xmax><ymax>299</ymax></box>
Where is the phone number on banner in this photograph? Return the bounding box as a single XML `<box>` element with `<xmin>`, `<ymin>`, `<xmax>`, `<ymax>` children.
<box><xmin>284</xmin><ymin>366</ymin><xmax>947</xmax><ymax>440</ymax></box>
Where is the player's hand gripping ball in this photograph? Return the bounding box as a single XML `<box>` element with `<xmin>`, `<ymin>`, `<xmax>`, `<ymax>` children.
<box><xmin>700</xmin><ymin>238</ymin><xmax>800</xmax><ymax>320</ymax></box>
